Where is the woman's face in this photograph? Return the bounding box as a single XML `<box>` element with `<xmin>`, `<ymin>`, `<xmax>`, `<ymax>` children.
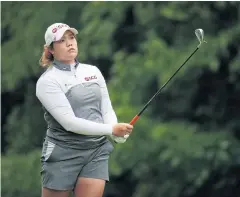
<box><xmin>50</xmin><ymin>30</ymin><xmax>78</xmax><ymax>64</ymax></box>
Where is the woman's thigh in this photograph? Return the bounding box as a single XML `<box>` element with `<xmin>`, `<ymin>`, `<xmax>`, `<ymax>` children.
<box><xmin>74</xmin><ymin>177</ymin><xmax>105</xmax><ymax>197</ymax></box>
<box><xmin>74</xmin><ymin>141</ymin><xmax>114</xmax><ymax>197</ymax></box>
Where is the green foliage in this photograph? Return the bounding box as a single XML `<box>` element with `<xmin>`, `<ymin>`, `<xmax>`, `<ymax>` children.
<box><xmin>1</xmin><ymin>1</ymin><xmax>240</xmax><ymax>197</ymax></box>
<box><xmin>5</xmin><ymin>83</ymin><xmax>46</xmax><ymax>154</ymax></box>
<box><xmin>2</xmin><ymin>150</ymin><xmax>42</xmax><ymax>197</ymax></box>
<box><xmin>109</xmin><ymin>121</ymin><xmax>240</xmax><ymax>197</ymax></box>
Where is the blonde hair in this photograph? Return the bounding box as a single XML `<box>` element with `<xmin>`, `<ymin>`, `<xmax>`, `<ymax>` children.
<box><xmin>39</xmin><ymin>43</ymin><xmax>54</xmax><ymax>67</ymax></box>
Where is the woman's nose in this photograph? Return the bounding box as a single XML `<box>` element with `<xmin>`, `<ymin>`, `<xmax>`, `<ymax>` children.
<box><xmin>67</xmin><ymin>42</ymin><xmax>72</xmax><ymax>47</ymax></box>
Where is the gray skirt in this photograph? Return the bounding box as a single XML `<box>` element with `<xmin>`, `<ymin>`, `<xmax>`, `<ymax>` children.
<box><xmin>40</xmin><ymin>138</ymin><xmax>114</xmax><ymax>191</ymax></box>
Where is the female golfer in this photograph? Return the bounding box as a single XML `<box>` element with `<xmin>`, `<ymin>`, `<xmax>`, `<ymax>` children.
<box><xmin>36</xmin><ymin>23</ymin><xmax>133</xmax><ymax>197</ymax></box>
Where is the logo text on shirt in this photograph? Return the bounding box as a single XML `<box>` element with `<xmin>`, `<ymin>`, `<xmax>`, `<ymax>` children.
<box><xmin>85</xmin><ymin>75</ymin><xmax>97</xmax><ymax>81</ymax></box>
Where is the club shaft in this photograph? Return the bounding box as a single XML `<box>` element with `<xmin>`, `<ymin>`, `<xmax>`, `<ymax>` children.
<box><xmin>130</xmin><ymin>47</ymin><xmax>199</xmax><ymax>125</ymax></box>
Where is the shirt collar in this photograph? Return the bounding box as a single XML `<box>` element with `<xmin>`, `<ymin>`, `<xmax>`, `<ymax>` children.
<box><xmin>53</xmin><ymin>59</ymin><xmax>80</xmax><ymax>71</ymax></box>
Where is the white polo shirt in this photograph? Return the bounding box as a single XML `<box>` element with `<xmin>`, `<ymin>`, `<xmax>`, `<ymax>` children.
<box><xmin>36</xmin><ymin>59</ymin><xmax>118</xmax><ymax>149</ymax></box>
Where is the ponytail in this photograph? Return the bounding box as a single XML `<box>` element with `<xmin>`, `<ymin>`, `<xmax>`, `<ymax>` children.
<box><xmin>39</xmin><ymin>43</ymin><xmax>54</xmax><ymax>67</ymax></box>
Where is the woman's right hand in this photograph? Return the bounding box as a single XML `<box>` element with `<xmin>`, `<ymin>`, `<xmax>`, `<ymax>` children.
<box><xmin>112</xmin><ymin>123</ymin><xmax>133</xmax><ymax>137</ymax></box>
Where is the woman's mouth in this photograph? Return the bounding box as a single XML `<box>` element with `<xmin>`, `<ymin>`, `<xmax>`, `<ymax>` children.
<box><xmin>68</xmin><ymin>48</ymin><xmax>75</xmax><ymax>52</ymax></box>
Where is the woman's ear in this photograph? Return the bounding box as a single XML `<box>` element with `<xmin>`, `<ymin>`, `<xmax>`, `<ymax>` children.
<box><xmin>48</xmin><ymin>48</ymin><xmax>54</xmax><ymax>55</ymax></box>
<box><xmin>43</xmin><ymin>46</ymin><xmax>54</xmax><ymax>58</ymax></box>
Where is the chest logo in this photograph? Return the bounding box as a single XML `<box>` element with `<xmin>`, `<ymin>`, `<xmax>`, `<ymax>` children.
<box><xmin>84</xmin><ymin>75</ymin><xmax>97</xmax><ymax>81</ymax></box>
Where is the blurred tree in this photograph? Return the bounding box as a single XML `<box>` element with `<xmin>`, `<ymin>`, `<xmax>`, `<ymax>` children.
<box><xmin>1</xmin><ymin>1</ymin><xmax>240</xmax><ymax>197</ymax></box>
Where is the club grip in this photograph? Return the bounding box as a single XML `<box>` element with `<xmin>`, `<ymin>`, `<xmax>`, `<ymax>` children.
<box><xmin>130</xmin><ymin>115</ymin><xmax>139</xmax><ymax>125</ymax></box>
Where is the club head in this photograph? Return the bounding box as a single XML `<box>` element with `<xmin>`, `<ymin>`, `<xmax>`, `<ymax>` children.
<box><xmin>195</xmin><ymin>29</ymin><xmax>207</xmax><ymax>48</ymax></box>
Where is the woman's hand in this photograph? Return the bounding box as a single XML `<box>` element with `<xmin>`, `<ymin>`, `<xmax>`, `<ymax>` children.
<box><xmin>112</xmin><ymin>123</ymin><xmax>133</xmax><ymax>137</ymax></box>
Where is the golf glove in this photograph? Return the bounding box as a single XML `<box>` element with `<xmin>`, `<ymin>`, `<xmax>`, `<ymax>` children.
<box><xmin>111</xmin><ymin>134</ymin><xmax>130</xmax><ymax>143</ymax></box>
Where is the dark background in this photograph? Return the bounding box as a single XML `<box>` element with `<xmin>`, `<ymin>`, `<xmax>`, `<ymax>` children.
<box><xmin>1</xmin><ymin>1</ymin><xmax>240</xmax><ymax>197</ymax></box>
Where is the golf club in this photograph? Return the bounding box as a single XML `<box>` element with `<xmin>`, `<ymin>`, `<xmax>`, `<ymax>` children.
<box><xmin>129</xmin><ymin>29</ymin><xmax>207</xmax><ymax>126</ymax></box>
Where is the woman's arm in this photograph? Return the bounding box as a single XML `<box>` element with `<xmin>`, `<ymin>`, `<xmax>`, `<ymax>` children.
<box><xmin>95</xmin><ymin>66</ymin><xmax>128</xmax><ymax>143</ymax></box>
<box><xmin>36</xmin><ymin>76</ymin><xmax>113</xmax><ymax>136</ymax></box>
